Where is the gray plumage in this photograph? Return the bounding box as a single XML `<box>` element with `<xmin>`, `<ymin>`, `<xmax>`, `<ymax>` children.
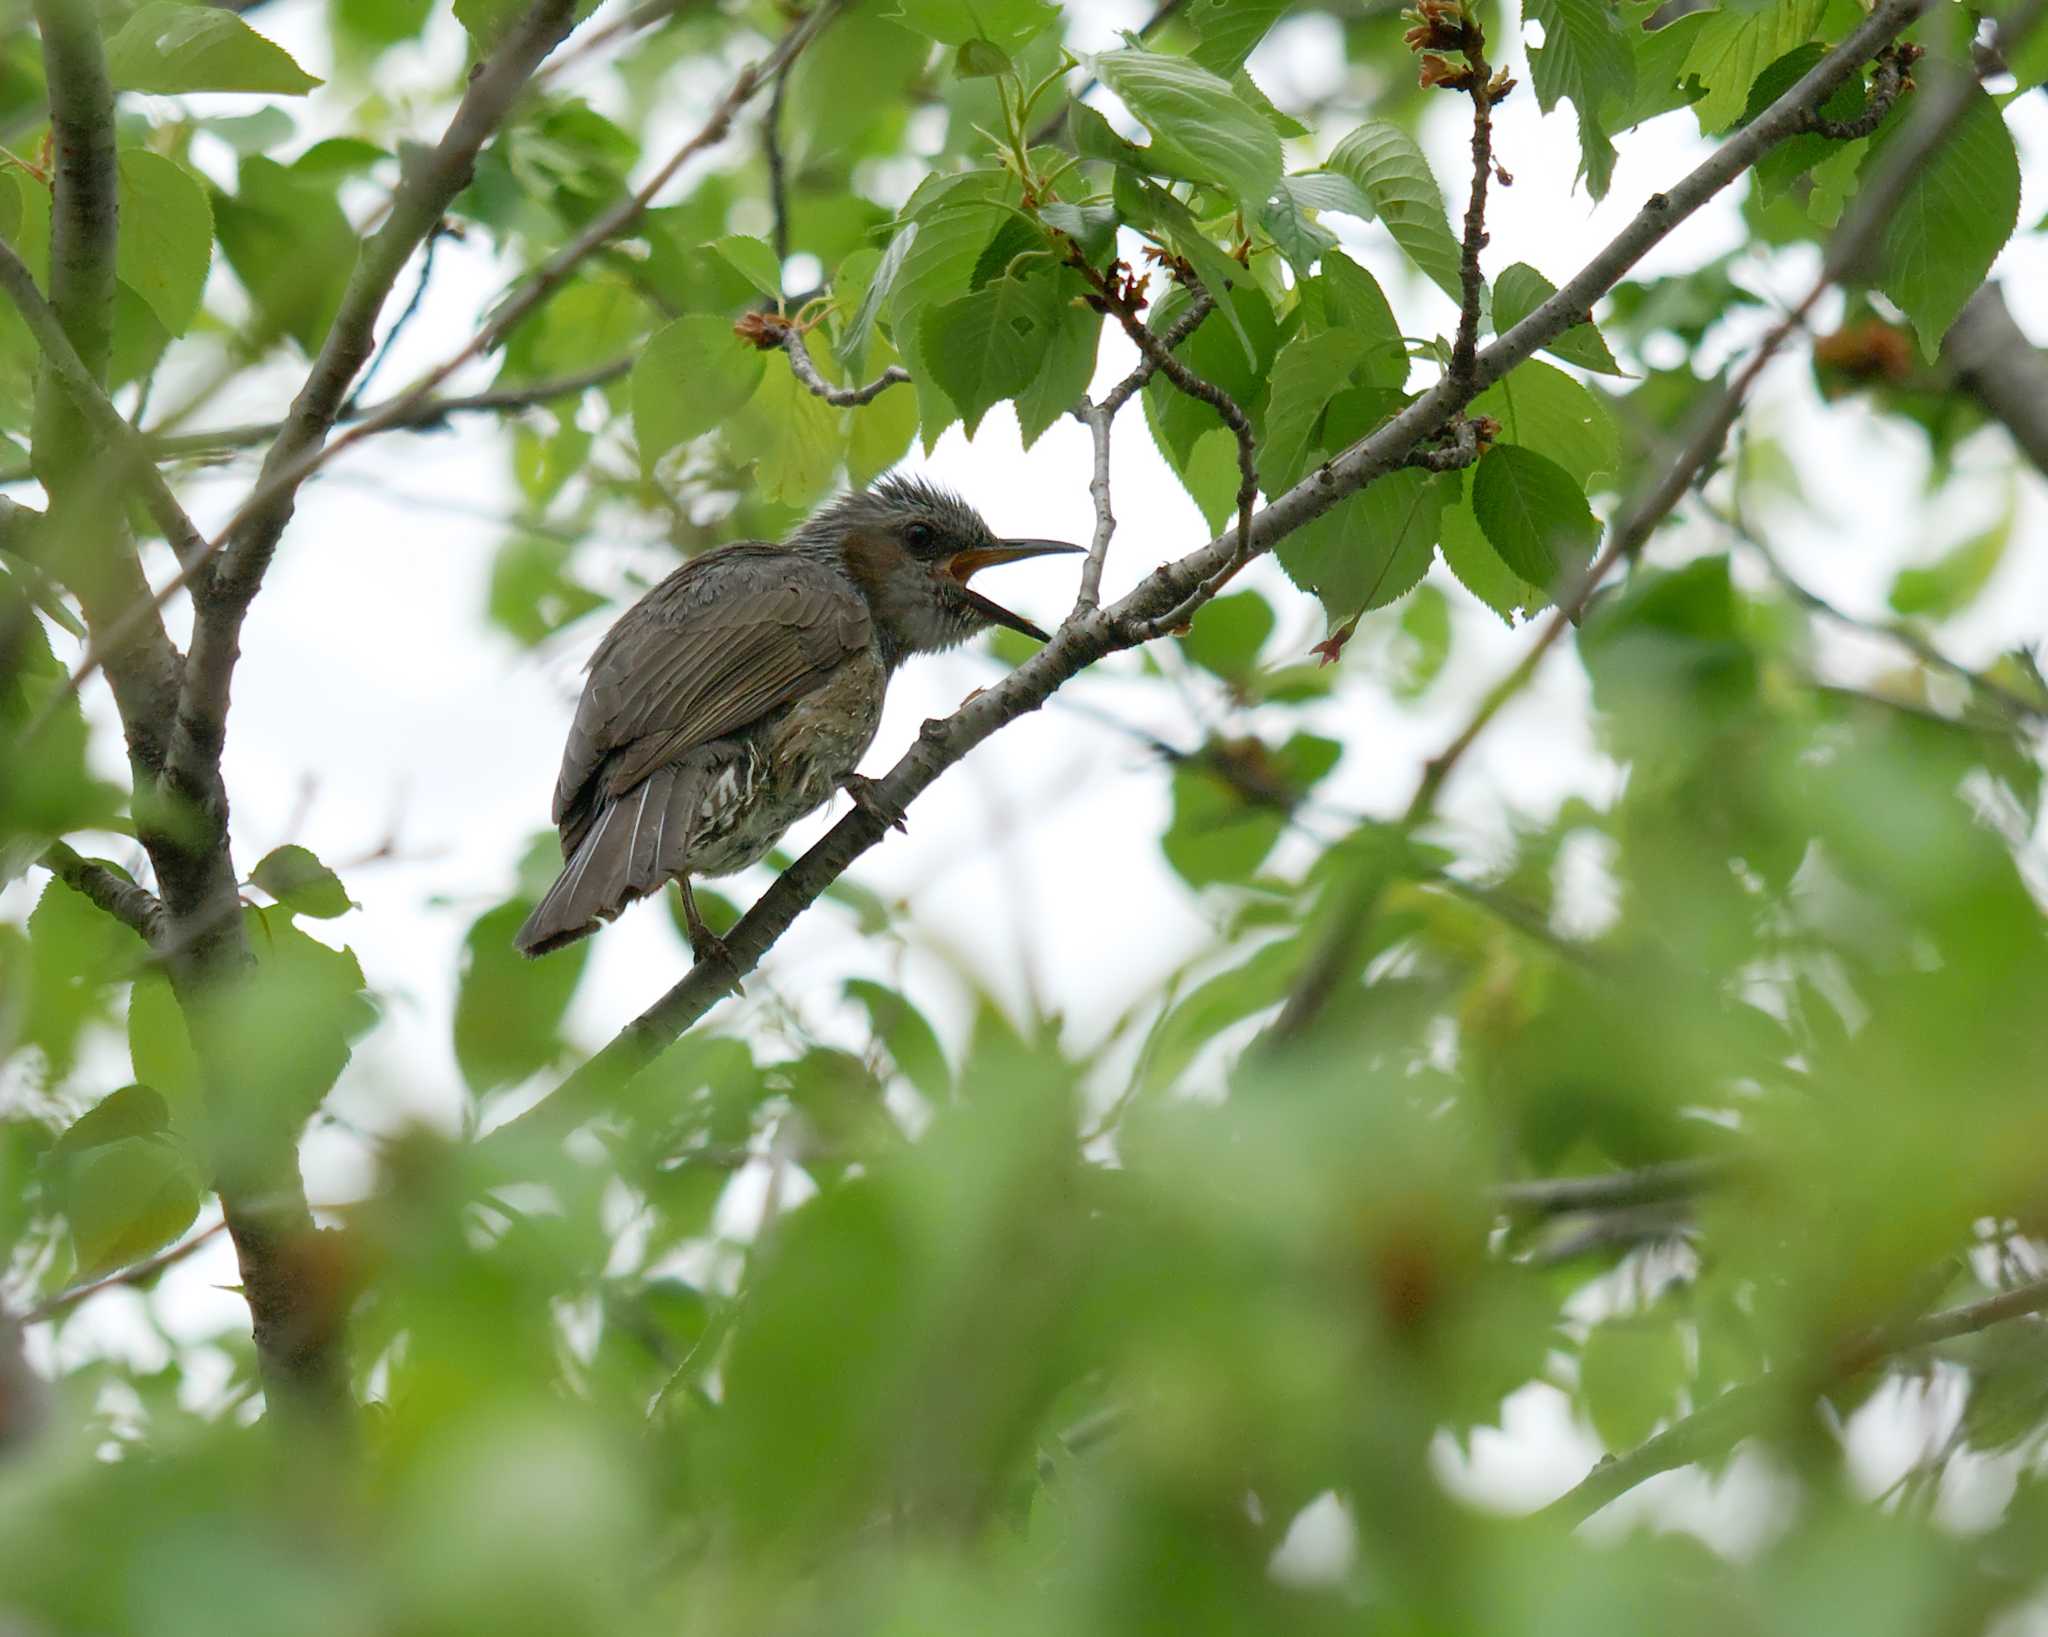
<box><xmin>515</xmin><ymin>477</ymin><xmax>1078</xmax><ymax>958</ymax></box>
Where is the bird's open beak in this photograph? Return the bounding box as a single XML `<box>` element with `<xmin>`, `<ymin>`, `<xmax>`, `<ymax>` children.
<box><xmin>943</xmin><ymin>539</ymin><xmax>1084</xmax><ymax>643</ymax></box>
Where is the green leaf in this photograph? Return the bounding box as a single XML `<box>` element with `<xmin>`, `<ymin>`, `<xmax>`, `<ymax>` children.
<box><xmin>1888</xmin><ymin>513</ymin><xmax>2011</xmax><ymax>619</ymax></box>
<box><xmin>835</xmin><ymin>229</ymin><xmax>913</xmax><ymax>370</ymax></box>
<box><xmin>1258</xmin><ymin>327</ymin><xmax>1372</xmax><ymax>492</ymax></box>
<box><xmin>726</xmin><ymin>339</ymin><xmax>844</xmax><ymax>506</ymax></box>
<box><xmin>955</xmin><ymin>37</ymin><xmax>1012</xmax><ymax>77</ymax></box>
<box><xmin>844</xmin><ymin>979</ymin><xmax>951</xmax><ymax>1103</ymax></box>
<box><xmin>633</xmin><ymin>314</ymin><xmax>766</xmax><ymax>471</ymax></box>
<box><xmin>1439</xmin><ymin>489</ymin><xmax>1545</xmax><ymax>623</ymax></box>
<box><xmin>1524</xmin><ymin>0</ymin><xmax>1635</xmax><ymax>193</ymax></box>
<box><xmin>1325</xmin><ymin>120</ymin><xmax>1467</xmax><ymax>302</ymax></box>
<box><xmin>920</xmin><ymin>271</ymin><xmax>1061</xmax><ymax>436</ymax></box>
<box><xmin>1579</xmin><ymin>1317</ymin><xmax>1688</xmax><ymax>1449</ymax></box>
<box><xmin>115</xmin><ymin>151</ymin><xmax>211</xmax><ymax>339</ymax></box>
<box><xmin>107</xmin><ymin>3</ymin><xmax>321</xmax><ymax>94</ymax></box>
<box><xmin>1680</xmin><ymin>0</ymin><xmax>1826</xmax><ymax>133</ymax></box>
<box><xmin>1277</xmin><ymin>467</ymin><xmax>1447</xmax><ymax>628</ymax></box>
<box><xmin>452</xmin><ymin>0</ymin><xmax>525</xmax><ymax>52</ymax></box>
<box><xmin>214</xmin><ymin>910</ymin><xmax>375</xmax><ymax>1131</ymax></box>
<box><xmin>708</xmin><ymin>234</ymin><xmax>783</xmax><ymax>300</ymax></box>
<box><xmin>886</xmin><ymin>0</ymin><xmax>1059</xmax><ymax>48</ymax></box>
<box><xmin>250</xmin><ymin>845</ymin><xmax>352</xmax><ymax>919</ymax></box>
<box><xmin>1178</xmin><ymin>590</ymin><xmax>1275</xmax><ymax>680</ymax></box>
<box><xmin>1394</xmin><ymin>583</ymin><xmax>1454</xmax><ymax>699</ymax></box>
<box><xmin>22</xmin><ymin>876</ymin><xmax>147</xmax><ymax>1082</ymax></box>
<box><xmin>1491</xmin><ymin>262</ymin><xmax>1626</xmax><ymax>376</ymax></box>
<box><xmin>1014</xmin><ymin>283</ymin><xmax>1101</xmax><ymax>449</ymax></box>
<box><xmin>53</xmin><ymin>1129</ymin><xmax>202</xmax><ymax>1278</ymax></box>
<box><xmin>1283</xmin><ymin>169</ymin><xmax>1376</xmax><ymax>220</ymax></box>
<box><xmin>454</xmin><ymin>898</ymin><xmax>591</xmax><ymax>1095</ymax></box>
<box><xmin>213</xmin><ymin>156</ymin><xmax>359</xmax><ymax>354</ymax></box>
<box><xmin>846</xmin><ymin>350</ymin><xmax>919</xmax><ymax>485</ymax></box>
<box><xmin>1188</xmin><ymin>0</ymin><xmax>1293</xmax><ymax>77</ymax></box>
<box><xmin>50</xmin><ymin>1083</ymin><xmax>172</xmax><ymax>1159</ymax></box>
<box><xmin>1039</xmin><ymin>199</ymin><xmax>1119</xmax><ymax>265</ymax></box>
<box><xmin>887</xmin><ymin>172</ymin><xmax>1020</xmax><ymax>448</ymax></box>
<box><xmin>127</xmin><ymin>973</ymin><xmax>204</xmax><ymax>1137</ymax></box>
<box><xmin>1094</xmin><ymin>46</ymin><xmax>1284</xmax><ymax>220</ymax></box>
<box><xmin>1260</xmin><ymin>176</ymin><xmax>1339</xmax><ymax>280</ymax></box>
<box><xmin>1140</xmin><ymin>280</ymin><xmax>1279</xmax><ymax>468</ymax></box>
<box><xmin>1318</xmin><ymin>251</ymin><xmax>1408</xmax><ymax>389</ymax></box>
<box><xmin>1471</xmin><ymin>358</ymin><xmax>1619</xmax><ymax>488</ymax></box>
<box><xmin>1866</xmin><ymin>73</ymin><xmax>2021</xmax><ymax>360</ymax></box>
<box><xmin>1471</xmin><ymin>443</ymin><xmax>1598</xmax><ymax>592</ymax></box>
<box><xmin>489</xmin><ymin>532</ymin><xmax>606</xmax><ymax>646</ymax></box>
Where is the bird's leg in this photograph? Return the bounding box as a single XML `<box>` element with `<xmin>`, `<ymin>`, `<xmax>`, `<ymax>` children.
<box><xmin>839</xmin><ymin>772</ymin><xmax>908</xmax><ymax>833</ymax></box>
<box><xmin>675</xmin><ymin>877</ymin><xmax>738</xmax><ymax>981</ymax></box>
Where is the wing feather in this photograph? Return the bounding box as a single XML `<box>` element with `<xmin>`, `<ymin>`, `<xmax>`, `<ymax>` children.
<box><xmin>552</xmin><ymin>545</ymin><xmax>872</xmax><ymax>828</ymax></box>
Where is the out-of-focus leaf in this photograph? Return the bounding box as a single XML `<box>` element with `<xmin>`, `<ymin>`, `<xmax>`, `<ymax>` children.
<box><xmin>454</xmin><ymin>899</ymin><xmax>590</xmax><ymax>1096</ymax></box>
<box><xmin>107</xmin><ymin>3</ymin><xmax>321</xmax><ymax>94</ymax></box>
<box><xmin>1187</xmin><ymin>0</ymin><xmax>1292</xmax><ymax>77</ymax></box>
<box><xmin>887</xmin><ymin>0</ymin><xmax>1059</xmax><ymax>48</ymax></box>
<box><xmin>1887</xmin><ymin>513</ymin><xmax>2010</xmax><ymax>619</ymax></box>
<box><xmin>213</xmin><ymin>156</ymin><xmax>358</xmax><ymax>353</ymax></box>
<box><xmin>1178</xmin><ymin>590</ymin><xmax>1274</xmax><ymax>681</ymax></box>
<box><xmin>1866</xmin><ymin>74</ymin><xmax>2021</xmax><ymax>359</ymax></box>
<box><xmin>633</xmin><ymin>314</ymin><xmax>766</xmax><ymax>471</ymax></box>
<box><xmin>116</xmin><ymin>152</ymin><xmax>211</xmax><ymax>338</ymax></box>
<box><xmin>250</xmin><ymin>845</ymin><xmax>353</xmax><ymax>920</ymax></box>
<box><xmin>708</xmin><ymin>234</ymin><xmax>784</xmax><ymax>300</ymax></box>
<box><xmin>1578</xmin><ymin>1316</ymin><xmax>1688</xmax><ymax>1449</ymax></box>
<box><xmin>845</xmin><ymin>979</ymin><xmax>951</xmax><ymax>1104</ymax></box>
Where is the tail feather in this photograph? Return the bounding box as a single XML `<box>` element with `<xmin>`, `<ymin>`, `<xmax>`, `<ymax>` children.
<box><xmin>515</xmin><ymin>763</ymin><xmax>711</xmax><ymax>956</ymax></box>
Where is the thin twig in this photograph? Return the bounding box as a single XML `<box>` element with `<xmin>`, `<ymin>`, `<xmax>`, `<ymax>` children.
<box><xmin>39</xmin><ymin>840</ymin><xmax>163</xmax><ymax>940</ymax></box>
<box><xmin>1074</xmin><ymin>401</ymin><xmax>1116</xmax><ymax>614</ymax></box>
<box><xmin>1540</xmin><ymin>1272</ymin><xmax>2048</xmax><ymax>1527</ymax></box>
<box><xmin>22</xmin><ymin>1218</ymin><xmax>228</xmax><ymax>1324</ymax></box>
<box><xmin>343</xmin><ymin>222</ymin><xmax>446</xmax><ymax>414</ymax></box>
<box><xmin>1797</xmin><ymin>40</ymin><xmax>1916</xmax><ymax>140</ymax></box>
<box><xmin>771</xmin><ymin>323</ymin><xmax>909</xmax><ymax>406</ymax></box>
<box><xmin>765</xmin><ymin>62</ymin><xmax>791</xmax><ymax>265</ymax></box>
<box><xmin>1492</xmin><ymin>1158</ymin><xmax>1732</xmax><ymax>1216</ymax></box>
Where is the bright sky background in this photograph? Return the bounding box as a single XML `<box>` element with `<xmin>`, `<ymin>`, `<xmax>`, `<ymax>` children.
<box><xmin>7</xmin><ymin>0</ymin><xmax>2048</xmax><ymax>1549</ymax></box>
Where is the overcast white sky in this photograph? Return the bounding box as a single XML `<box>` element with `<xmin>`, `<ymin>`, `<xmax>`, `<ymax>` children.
<box><xmin>7</xmin><ymin>0</ymin><xmax>2048</xmax><ymax>1536</ymax></box>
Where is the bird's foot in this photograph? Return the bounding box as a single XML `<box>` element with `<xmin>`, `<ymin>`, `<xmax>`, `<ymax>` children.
<box><xmin>840</xmin><ymin>773</ymin><xmax>908</xmax><ymax>834</ymax></box>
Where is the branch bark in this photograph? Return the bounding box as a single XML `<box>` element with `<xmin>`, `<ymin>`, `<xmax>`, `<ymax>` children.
<box><xmin>27</xmin><ymin>0</ymin><xmax>183</xmax><ymax>773</ymax></box>
<box><xmin>1944</xmin><ymin>280</ymin><xmax>2048</xmax><ymax>478</ymax></box>
<box><xmin>39</xmin><ymin>841</ymin><xmax>163</xmax><ymax>940</ymax></box>
<box><xmin>487</xmin><ymin>0</ymin><xmax>1934</xmax><ymax>1151</ymax></box>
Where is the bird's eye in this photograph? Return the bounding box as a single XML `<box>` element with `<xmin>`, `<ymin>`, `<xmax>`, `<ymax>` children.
<box><xmin>904</xmin><ymin>521</ymin><xmax>935</xmax><ymax>551</ymax></box>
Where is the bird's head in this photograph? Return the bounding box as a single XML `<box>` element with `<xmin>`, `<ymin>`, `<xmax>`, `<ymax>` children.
<box><xmin>798</xmin><ymin>475</ymin><xmax>1080</xmax><ymax>658</ymax></box>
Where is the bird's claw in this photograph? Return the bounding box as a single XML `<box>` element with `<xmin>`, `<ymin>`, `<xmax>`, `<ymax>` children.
<box><xmin>841</xmin><ymin>773</ymin><xmax>908</xmax><ymax>833</ymax></box>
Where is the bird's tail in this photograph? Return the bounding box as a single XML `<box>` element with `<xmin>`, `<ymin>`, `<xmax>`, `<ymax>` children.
<box><xmin>514</xmin><ymin>762</ymin><xmax>708</xmax><ymax>956</ymax></box>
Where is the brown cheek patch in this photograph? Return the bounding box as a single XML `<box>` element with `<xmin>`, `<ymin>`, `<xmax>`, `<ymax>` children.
<box><xmin>839</xmin><ymin>530</ymin><xmax>911</xmax><ymax>596</ymax></box>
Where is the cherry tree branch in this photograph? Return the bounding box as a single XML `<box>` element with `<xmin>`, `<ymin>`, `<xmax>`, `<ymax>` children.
<box><xmin>768</xmin><ymin>322</ymin><xmax>910</xmax><ymax>406</ymax></box>
<box><xmin>38</xmin><ymin>841</ymin><xmax>163</xmax><ymax>940</ymax></box>
<box><xmin>1944</xmin><ymin>281</ymin><xmax>2048</xmax><ymax>478</ymax></box>
<box><xmin>1540</xmin><ymin>1273</ymin><xmax>2048</xmax><ymax>1527</ymax></box>
<box><xmin>485</xmin><ymin>0</ymin><xmax>1934</xmax><ymax>1151</ymax></box>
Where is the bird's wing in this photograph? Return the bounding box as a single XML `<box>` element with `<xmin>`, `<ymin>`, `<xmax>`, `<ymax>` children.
<box><xmin>552</xmin><ymin>547</ymin><xmax>872</xmax><ymax>829</ymax></box>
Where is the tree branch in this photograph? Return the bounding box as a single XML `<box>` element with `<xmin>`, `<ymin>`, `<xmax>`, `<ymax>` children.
<box><xmin>485</xmin><ymin>0</ymin><xmax>1934</xmax><ymax>1151</ymax></box>
<box><xmin>22</xmin><ymin>1217</ymin><xmax>227</xmax><ymax>1325</ymax></box>
<box><xmin>1540</xmin><ymin>1274</ymin><xmax>2048</xmax><ymax>1527</ymax></box>
<box><xmin>25</xmin><ymin>0</ymin><xmax>184</xmax><ymax>770</ymax></box>
<box><xmin>38</xmin><ymin>840</ymin><xmax>163</xmax><ymax>940</ymax></box>
<box><xmin>768</xmin><ymin>321</ymin><xmax>910</xmax><ymax>406</ymax></box>
<box><xmin>1944</xmin><ymin>280</ymin><xmax>2048</xmax><ymax>479</ymax></box>
<box><xmin>1491</xmin><ymin>1158</ymin><xmax>1732</xmax><ymax>1217</ymax></box>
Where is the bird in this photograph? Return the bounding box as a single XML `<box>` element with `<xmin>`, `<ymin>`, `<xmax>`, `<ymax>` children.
<box><xmin>514</xmin><ymin>475</ymin><xmax>1079</xmax><ymax>960</ymax></box>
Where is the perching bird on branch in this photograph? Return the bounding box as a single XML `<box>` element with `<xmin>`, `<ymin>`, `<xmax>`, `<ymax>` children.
<box><xmin>515</xmin><ymin>476</ymin><xmax>1078</xmax><ymax>960</ymax></box>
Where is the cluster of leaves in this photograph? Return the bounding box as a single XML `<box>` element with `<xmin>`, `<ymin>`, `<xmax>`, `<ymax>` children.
<box><xmin>3</xmin><ymin>0</ymin><xmax>2048</xmax><ymax>1632</ymax></box>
